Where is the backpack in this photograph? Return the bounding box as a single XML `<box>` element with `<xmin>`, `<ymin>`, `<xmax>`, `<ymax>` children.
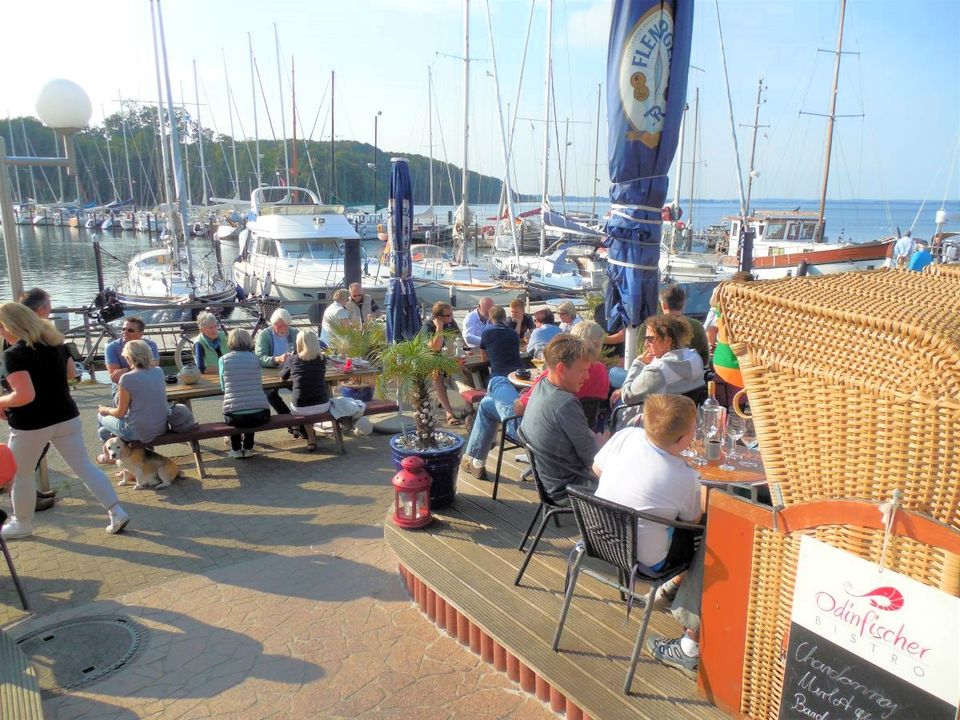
<box><xmin>168</xmin><ymin>402</ymin><xmax>199</xmax><ymax>433</ymax></box>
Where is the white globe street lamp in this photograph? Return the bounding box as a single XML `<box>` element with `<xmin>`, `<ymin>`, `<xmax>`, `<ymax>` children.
<box><xmin>0</xmin><ymin>79</ymin><xmax>92</xmax><ymax>298</ymax></box>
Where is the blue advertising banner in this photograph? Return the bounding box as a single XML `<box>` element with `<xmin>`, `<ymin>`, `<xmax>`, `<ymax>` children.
<box><xmin>604</xmin><ymin>0</ymin><xmax>695</xmax><ymax>327</ymax></box>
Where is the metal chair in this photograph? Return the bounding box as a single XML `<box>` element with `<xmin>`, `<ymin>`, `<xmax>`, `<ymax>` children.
<box><xmin>552</xmin><ymin>486</ymin><xmax>704</xmax><ymax>694</ymax></box>
<box><xmin>492</xmin><ymin>414</ymin><xmax>524</xmax><ymax>500</ymax></box>
<box><xmin>0</xmin><ymin>510</ymin><xmax>29</xmax><ymax>610</ymax></box>
<box><xmin>513</xmin><ymin>446</ymin><xmax>575</xmax><ymax>586</ymax></box>
<box><xmin>610</xmin><ymin>384</ymin><xmax>707</xmax><ymax>432</ymax></box>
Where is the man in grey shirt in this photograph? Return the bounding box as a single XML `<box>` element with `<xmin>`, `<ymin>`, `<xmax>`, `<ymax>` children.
<box><xmin>518</xmin><ymin>334</ymin><xmax>601</xmax><ymax>503</ymax></box>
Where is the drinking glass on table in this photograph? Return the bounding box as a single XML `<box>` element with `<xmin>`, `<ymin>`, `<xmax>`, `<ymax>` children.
<box><xmin>726</xmin><ymin>414</ymin><xmax>746</xmax><ymax>465</ymax></box>
<box><xmin>682</xmin><ymin>409</ymin><xmax>707</xmax><ymax>466</ymax></box>
<box><xmin>737</xmin><ymin>416</ymin><xmax>760</xmax><ymax>468</ymax></box>
<box><xmin>719</xmin><ymin>431</ymin><xmax>737</xmax><ymax>472</ymax></box>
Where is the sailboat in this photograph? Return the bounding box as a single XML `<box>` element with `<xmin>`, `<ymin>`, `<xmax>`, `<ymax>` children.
<box><xmin>407</xmin><ymin>0</ymin><xmax>509</xmax><ymax>308</ymax></box>
<box><xmin>112</xmin><ymin>0</ymin><xmax>236</xmax><ymax>320</ymax></box>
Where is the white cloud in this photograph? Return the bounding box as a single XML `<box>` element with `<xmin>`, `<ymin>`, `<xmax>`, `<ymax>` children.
<box><xmin>566</xmin><ymin>1</ymin><xmax>610</xmax><ymax>48</ymax></box>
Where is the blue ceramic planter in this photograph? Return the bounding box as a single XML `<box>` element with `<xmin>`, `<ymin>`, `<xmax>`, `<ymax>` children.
<box><xmin>389</xmin><ymin>431</ymin><xmax>465</xmax><ymax>509</ymax></box>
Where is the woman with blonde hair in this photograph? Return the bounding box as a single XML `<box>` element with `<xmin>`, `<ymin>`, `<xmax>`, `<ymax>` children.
<box><xmin>96</xmin><ymin>339</ymin><xmax>169</xmax><ymax>444</ymax></box>
<box><xmin>0</xmin><ymin>303</ymin><xmax>129</xmax><ymax>538</ymax></box>
<box><xmin>556</xmin><ymin>301</ymin><xmax>582</xmax><ymax>334</ymax></box>
<box><xmin>280</xmin><ymin>329</ymin><xmax>330</xmax><ymax>451</ymax></box>
<box><xmin>570</xmin><ymin>320</ymin><xmax>612</xmax><ymax>400</ymax></box>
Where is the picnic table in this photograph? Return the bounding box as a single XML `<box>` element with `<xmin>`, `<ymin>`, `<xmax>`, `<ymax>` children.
<box><xmin>165</xmin><ymin>365</ymin><xmax>379</xmax><ymax>404</ymax></box>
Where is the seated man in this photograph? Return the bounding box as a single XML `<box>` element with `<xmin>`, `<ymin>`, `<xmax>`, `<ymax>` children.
<box><xmin>255</xmin><ymin>308</ymin><xmax>299</xmax><ymax>422</ymax></box>
<box><xmin>463</xmin><ymin>296</ymin><xmax>493</xmax><ymax>348</ymax></box>
<box><xmin>527</xmin><ymin>309</ymin><xmax>562</xmax><ymax>355</ymax></box>
<box><xmin>592</xmin><ymin>393</ymin><xmax>705</xmax><ymax>675</ymax></box>
<box><xmin>506</xmin><ymin>297</ymin><xmax>535</xmax><ymax>342</ymax></box>
<box><xmin>518</xmin><ymin>334</ymin><xmax>601</xmax><ymax>503</ymax></box>
<box><xmin>105</xmin><ymin>316</ymin><xmax>160</xmax><ymax>403</ymax></box>
<box><xmin>478</xmin><ymin>305</ymin><xmax>524</xmax><ymax>378</ymax></box>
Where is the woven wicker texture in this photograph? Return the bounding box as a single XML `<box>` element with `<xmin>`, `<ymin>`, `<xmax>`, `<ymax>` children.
<box><xmin>717</xmin><ymin>269</ymin><xmax>960</xmax><ymax>719</ymax></box>
<box><xmin>740</xmin><ymin>525</ymin><xmax>960</xmax><ymax>719</ymax></box>
<box><xmin>927</xmin><ymin>262</ymin><xmax>960</xmax><ymax>279</ymax></box>
<box><xmin>717</xmin><ymin>269</ymin><xmax>960</xmax><ymax>527</ymax></box>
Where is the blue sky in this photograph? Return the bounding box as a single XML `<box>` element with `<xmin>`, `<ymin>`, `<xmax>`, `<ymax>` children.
<box><xmin>3</xmin><ymin>0</ymin><xmax>958</xmax><ymax>203</ymax></box>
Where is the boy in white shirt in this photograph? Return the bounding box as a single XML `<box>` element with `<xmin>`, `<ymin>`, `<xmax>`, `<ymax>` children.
<box><xmin>592</xmin><ymin>393</ymin><xmax>705</xmax><ymax>675</ymax></box>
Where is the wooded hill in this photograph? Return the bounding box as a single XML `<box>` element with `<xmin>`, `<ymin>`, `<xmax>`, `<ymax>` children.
<box><xmin>1</xmin><ymin>108</ymin><xmax>517</xmax><ymax>209</ymax></box>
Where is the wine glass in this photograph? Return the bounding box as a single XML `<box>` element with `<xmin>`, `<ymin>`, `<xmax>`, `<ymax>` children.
<box><xmin>726</xmin><ymin>414</ymin><xmax>745</xmax><ymax>465</ymax></box>
<box><xmin>719</xmin><ymin>431</ymin><xmax>737</xmax><ymax>472</ymax></box>
<box><xmin>738</xmin><ymin>416</ymin><xmax>760</xmax><ymax>468</ymax></box>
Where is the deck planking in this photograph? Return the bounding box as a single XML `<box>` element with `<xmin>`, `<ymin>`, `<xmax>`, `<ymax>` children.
<box><xmin>385</xmin><ymin>449</ymin><xmax>728</xmax><ymax>720</ymax></box>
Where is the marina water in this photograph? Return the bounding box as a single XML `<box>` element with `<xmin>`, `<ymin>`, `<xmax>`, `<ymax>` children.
<box><xmin>0</xmin><ymin>198</ymin><xmax>953</xmax><ymax>312</ymax></box>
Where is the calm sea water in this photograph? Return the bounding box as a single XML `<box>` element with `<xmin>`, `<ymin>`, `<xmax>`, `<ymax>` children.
<box><xmin>0</xmin><ymin>198</ymin><xmax>954</xmax><ymax>311</ymax></box>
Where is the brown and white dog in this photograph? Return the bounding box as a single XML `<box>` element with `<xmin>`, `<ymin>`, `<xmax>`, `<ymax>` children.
<box><xmin>103</xmin><ymin>437</ymin><xmax>180</xmax><ymax>489</ymax></box>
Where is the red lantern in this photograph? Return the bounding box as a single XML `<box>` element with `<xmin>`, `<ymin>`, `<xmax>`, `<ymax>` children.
<box><xmin>0</xmin><ymin>444</ymin><xmax>16</xmax><ymax>492</ymax></box>
<box><xmin>392</xmin><ymin>456</ymin><xmax>433</xmax><ymax>529</ymax></box>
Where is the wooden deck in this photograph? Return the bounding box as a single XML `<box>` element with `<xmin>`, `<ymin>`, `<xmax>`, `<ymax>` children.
<box><xmin>384</xmin><ymin>452</ymin><xmax>728</xmax><ymax>720</ymax></box>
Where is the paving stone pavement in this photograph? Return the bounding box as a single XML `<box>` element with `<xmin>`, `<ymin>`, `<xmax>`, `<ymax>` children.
<box><xmin>1</xmin><ymin>381</ymin><xmax>553</xmax><ymax>719</ymax></box>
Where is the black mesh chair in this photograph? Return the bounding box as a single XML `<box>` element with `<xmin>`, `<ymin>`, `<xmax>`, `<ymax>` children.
<box><xmin>513</xmin><ymin>446</ymin><xmax>575</xmax><ymax>586</ymax></box>
<box><xmin>610</xmin><ymin>384</ymin><xmax>708</xmax><ymax>432</ymax></box>
<box><xmin>0</xmin><ymin>510</ymin><xmax>29</xmax><ymax>610</ymax></box>
<box><xmin>492</xmin><ymin>415</ymin><xmax>524</xmax><ymax>500</ymax></box>
<box><xmin>552</xmin><ymin>486</ymin><xmax>704</xmax><ymax>694</ymax></box>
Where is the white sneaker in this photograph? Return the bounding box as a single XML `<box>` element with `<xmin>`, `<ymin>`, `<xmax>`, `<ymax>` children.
<box><xmin>228</xmin><ymin>449</ymin><xmax>243</xmax><ymax>459</ymax></box>
<box><xmin>106</xmin><ymin>507</ymin><xmax>130</xmax><ymax>535</ymax></box>
<box><xmin>1</xmin><ymin>517</ymin><xmax>33</xmax><ymax>539</ymax></box>
<box><xmin>242</xmin><ymin>448</ymin><xmax>255</xmax><ymax>458</ymax></box>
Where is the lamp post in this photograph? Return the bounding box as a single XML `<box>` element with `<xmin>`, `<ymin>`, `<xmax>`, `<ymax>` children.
<box><xmin>0</xmin><ymin>79</ymin><xmax>91</xmax><ymax>299</ymax></box>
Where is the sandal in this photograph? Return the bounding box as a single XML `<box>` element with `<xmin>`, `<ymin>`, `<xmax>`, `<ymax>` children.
<box><xmin>306</xmin><ymin>443</ymin><xmax>317</xmax><ymax>452</ymax></box>
<box><xmin>445</xmin><ymin>414</ymin><xmax>464</xmax><ymax>427</ymax></box>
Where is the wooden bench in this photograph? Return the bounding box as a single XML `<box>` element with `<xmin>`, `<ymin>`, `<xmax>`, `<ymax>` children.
<box><xmin>0</xmin><ymin>629</ymin><xmax>43</xmax><ymax>719</ymax></box>
<box><xmin>136</xmin><ymin>400</ymin><xmax>398</xmax><ymax>478</ymax></box>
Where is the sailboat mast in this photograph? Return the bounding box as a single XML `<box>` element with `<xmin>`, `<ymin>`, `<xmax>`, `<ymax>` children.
<box><xmin>155</xmin><ymin>0</ymin><xmax>195</xmax><ymax>280</ymax></box>
<box><xmin>483</xmin><ymin>0</ymin><xmax>519</xmax><ymax>261</ymax></box>
<box><xmin>743</xmin><ymin>77</ymin><xmax>766</xmax><ymax>219</ymax></box>
<box><xmin>670</xmin><ymin>106</ymin><xmax>686</xmax><ymax>254</ymax></box>
<box><xmin>6</xmin><ymin>115</ymin><xmax>23</xmax><ymax>203</ymax></box>
<box><xmin>688</xmin><ymin>87</ymin><xmax>699</xmax><ymax>238</ymax></box>
<box><xmin>539</xmin><ymin>0</ymin><xmax>553</xmax><ymax>255</ymax></box>
<box><xmin>274</xmin><ymin>23</ymin><xmax>290</xmax><ymax>188</ymax></box>
<box><xmin>459</xmin><ymin>0</ymin><xmax>470</xmax><ymax>262</ymax></box>
<box><xmin>118</xmin><ymin>93</ymin><xmax>135</xmax><ymax>204</ymax></box>
<box><xmin>149</xmin><ymin>1</ymin><xmax>175</xmax><ymax>248</ymax></box>
<box><xmin>179</xmin><ymin>83</ymin><xmax>192</xmax><ymax>205</ymax></box>
<box><xmin>249</xmin><ymin>33</ymin><xmax>261</xmax><ymax>188</ymax></box>
<box><xmin>815</xmin><ymin>0</ymin><xmax>847</xmax><ymax>243</ymax></box>
<box><xmin>330</xmin><ymin>70</ymin><xmax>336</xmax><ymax>201</ymax></box>
<box><xmin>428</xmin><ymin>67</ymin><xmax>434</xmax><ymax>213</ymax></box>
<box><xmin>591</xmin><ymin>83</ymin><xmax>600</xmax><ymax>218</ymax></box>
<box><xmin>222</xmin><ymin>48</ymin><xmax>240</xmax><ymax>198</ymax></box>
<box><xmin>291</xmin><ymin>56</ymin><xmax>298</xmax><ymax>192</ymax></box>
<box><xmin>193</xmin><ymin>60</ymin><xmax>210</xmax><ymax>204</ymax></box>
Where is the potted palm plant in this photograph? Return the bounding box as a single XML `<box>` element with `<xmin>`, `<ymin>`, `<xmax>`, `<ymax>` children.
<box><xmin>328</xmin><ymin>317</ymin><xmax>387</xmax><ymax>402</ymax></box>
<box><xmin>379</xmin><ymin>332</ymin><xmax>465</xmax><ymax>508</ymax></box>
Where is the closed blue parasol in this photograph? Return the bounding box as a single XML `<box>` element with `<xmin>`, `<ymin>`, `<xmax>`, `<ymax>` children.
<box><xmin>385</xmin><ymin>158</ymin><xmax>422</xmax><ymax>343</ymax></box>
<box><xmin>604</xmin><ymin>0</ymin><xmax>694</xmax><ymax>339</ymax></box>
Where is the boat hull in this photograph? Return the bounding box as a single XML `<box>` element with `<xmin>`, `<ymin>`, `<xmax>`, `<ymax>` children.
<box><xmin>411</xmin><ymin>280</ymin><xmax>519</xmax><ymax>309</ymax></box>
<box><xmin>749</xmin><ymin>239</ymin><xmax>892</xmax><ymax>278</ymax></box>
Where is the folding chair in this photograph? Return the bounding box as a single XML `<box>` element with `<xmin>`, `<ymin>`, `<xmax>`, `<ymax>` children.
<box><xmin>513</xmin><ymin>446</ymin><xmax>575</xmax><ymax>586</ymax></box>
<box><xmin>552</xmin><ymin>486</ymin><xmax>704</xmax><ymax>694</ymax></box>
<box><xmin>492</xmin><ymin>414</ymin><xmax>524</xmax><ymax>500</ymax></box>
<box><xmin>0</xmin><ymin>510</ymin><xmax>29</xmax><ymax>610</ymax></box>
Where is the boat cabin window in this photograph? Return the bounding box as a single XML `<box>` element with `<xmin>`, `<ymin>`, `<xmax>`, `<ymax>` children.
<box><xmin>800</xmin><ymin>222</ymin><xmax>817</xmax><ymax>240</ymax></box>
<box><xmin>277</xmin><ymin>238</ymin><xmax>341</xmax><ymax>260</ymax></box>
<box><xmin>256</xmin><ymin>237</ymin><xmax>278</xmax><ymax>258</ymax></box>
<box><xmin>787</xmin><ymin>223</ymin><xmax>800</xmax><ymax>241</ymax></box>
<box><xmin>765</xmin><ymin>222</ymin><xmax>787</xmax><ymax>240</ymax></box>
<box><xmin>731</xmin><ymin>221</ymin><xmax>740</xmax><ymax>236</ymax></box>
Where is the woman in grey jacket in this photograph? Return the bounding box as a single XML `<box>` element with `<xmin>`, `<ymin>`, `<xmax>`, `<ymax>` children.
<box><xmin>219</xmin><ymin>329</ymin><xmax>271</xmax><ymax>459</ymax></box>
<box><xmin>612</xmin><ymin>315</ymin><xmax>705</xmax><ymax>428</ymax></box>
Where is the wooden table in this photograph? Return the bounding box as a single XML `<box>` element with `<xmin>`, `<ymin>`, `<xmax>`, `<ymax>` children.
<box><xmin>166</xmin><ymin>366</ymin><xmax>379</xmax><ymax>404</ymax></box>
<box><xmin>694</xmin><ymin>458</ymin><xmax>767</xmax><ymax>502</ymax></box>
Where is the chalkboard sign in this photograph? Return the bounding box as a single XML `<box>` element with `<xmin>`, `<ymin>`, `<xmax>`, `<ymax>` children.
<box><xmin>780</xmin><ymin>622</ymin><xmax>955</xmax><ymax>720</ymax></box>
<box><xmin>779</xmin><ymin>537</ymin><xmax>958</xmax><ymax>720</ymax></box>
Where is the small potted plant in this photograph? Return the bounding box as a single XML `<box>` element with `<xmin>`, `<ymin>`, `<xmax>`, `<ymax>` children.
<box><xmin>328</xmin><ymin>317</ymin><xmax>387</xmax><ymax>402</ymax></box>
<box><xmin>379</xmin><ymin>332</ymin><xmax>465</xmax><ymax>508</ymax></box>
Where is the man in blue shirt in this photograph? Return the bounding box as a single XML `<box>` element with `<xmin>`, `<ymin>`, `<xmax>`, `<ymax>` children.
<box><xmin>105</xmin><ymin>316</ymin><xmax>159</xmax><ymax>399</ymax></box>
<box><xmin>463</xmin><ymin>296</ymin><xmax>494</xmax><ymax>347</ymax></box>
<box><xmin>907</xmin><ymin>238</ymin><xmax>933</xmax><ymax>271</ymax></box>
<box><xmin>479</xmin><ymin>306</ymin><xmax>524</xmax><ymax>378</ymax></box>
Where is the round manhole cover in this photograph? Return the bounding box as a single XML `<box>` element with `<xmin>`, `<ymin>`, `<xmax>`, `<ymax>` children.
<box><xmin>16</xmin><ymin>615</ymin><xmax>146</xmax><ymax>695</ymax></box>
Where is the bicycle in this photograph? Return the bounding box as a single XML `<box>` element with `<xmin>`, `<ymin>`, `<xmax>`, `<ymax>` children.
<box><xmin>173</xmin><ymin>296</ymin><xmax>277</xmax><ymax>370</ymax></box>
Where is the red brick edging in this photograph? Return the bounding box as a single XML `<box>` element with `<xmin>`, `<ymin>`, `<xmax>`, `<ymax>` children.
<box><xmin>398</xmin><ymin>562</ymin><xmax>588</xmax><ymax>720</ymax></box>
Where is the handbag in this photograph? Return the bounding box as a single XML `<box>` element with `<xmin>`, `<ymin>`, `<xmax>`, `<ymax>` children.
<box><xmin>168</xmin><ymin>402</ymin><xmax>199</xmax><ymax>433</ymax></box>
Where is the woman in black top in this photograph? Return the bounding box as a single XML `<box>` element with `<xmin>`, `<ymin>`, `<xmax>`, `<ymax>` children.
<box><xmin>0</xmin><ymin>303</ymin><xmax>129</xmax><ymax>539</ymax></box>
<box><xmin>280</xmin><ymin>329</ymin><xmax>330</xmax><ymax>451</ymax></box>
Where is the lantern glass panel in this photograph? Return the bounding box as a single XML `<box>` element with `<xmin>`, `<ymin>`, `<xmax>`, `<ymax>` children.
<box><xmin>398</xmin><ymin>491</ymin><xmax>415</xmax><ymax>519</ymax></box>
<box><xmin>416</xmin><ymin>490</ymin><xmax>429</xmax><ymax>518</ymax></box>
